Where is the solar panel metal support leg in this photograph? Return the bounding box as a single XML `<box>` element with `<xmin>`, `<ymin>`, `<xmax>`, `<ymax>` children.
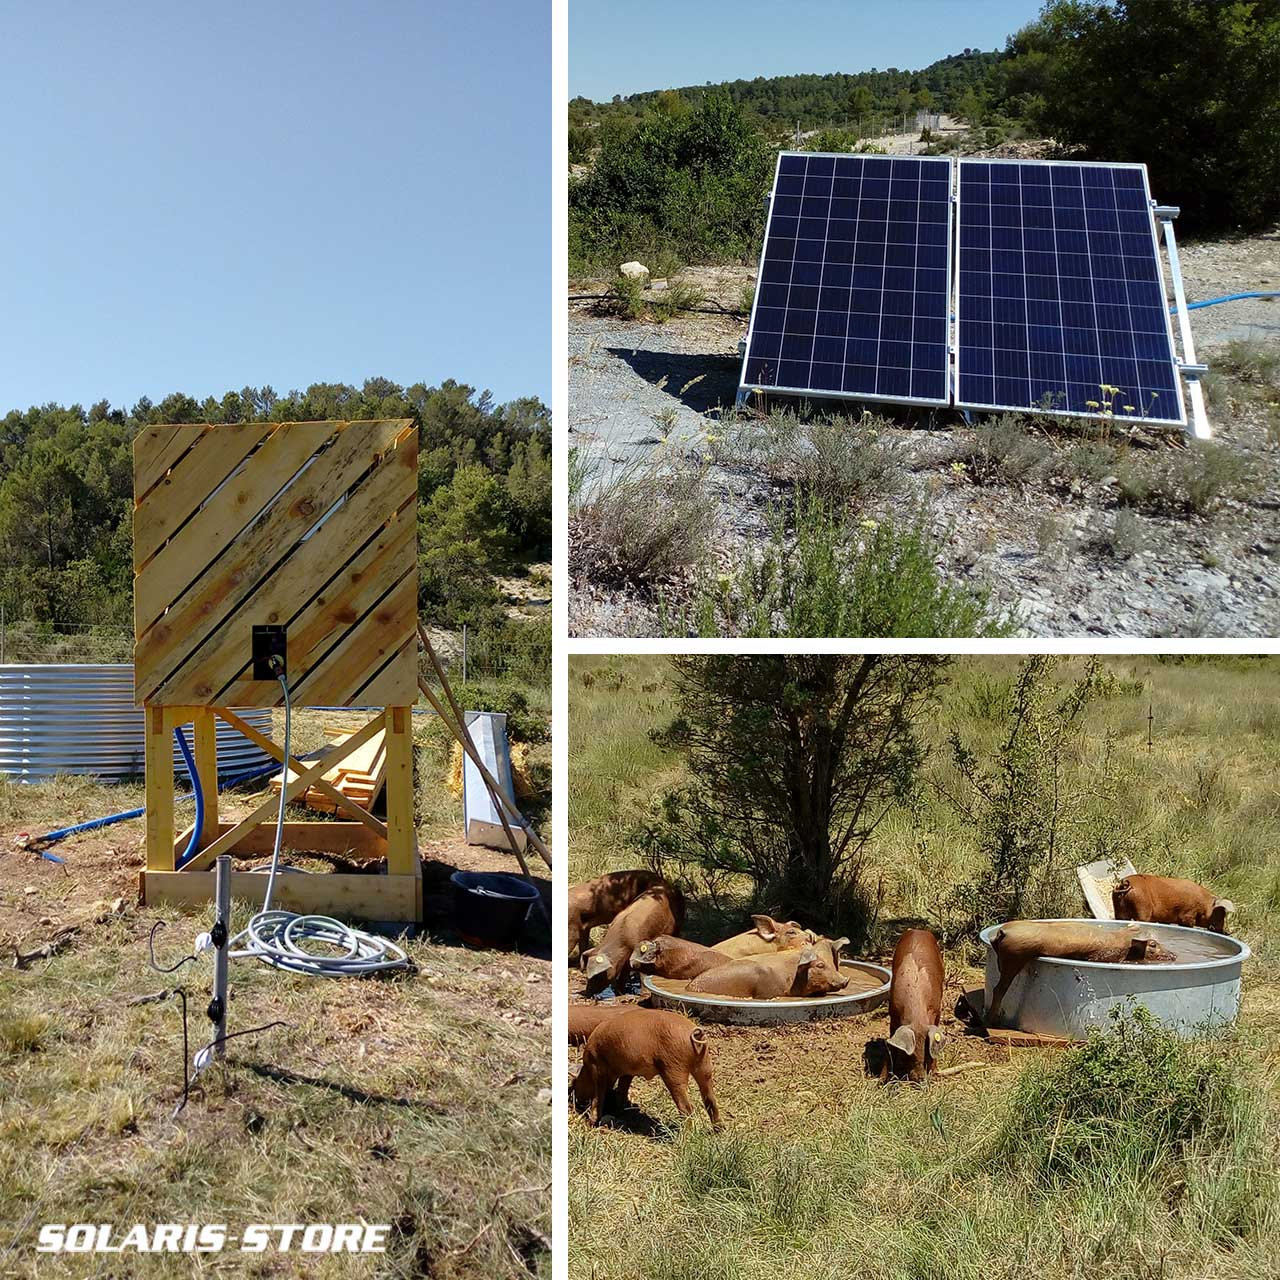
<box><xmin>1157</xmin><ymin>211</ymin><xmax>1211</xmax><ymax>441</ymax></box>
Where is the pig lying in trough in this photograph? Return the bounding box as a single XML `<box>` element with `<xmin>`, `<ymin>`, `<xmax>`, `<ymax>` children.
<box><xmin>581</xmin><ymin>884</ymin><xmax>685</xmax><ymax>995</ymax></box>
<box><xmin>987</xmin><ymin>920</ymin><xmax>1175</xmax><ymax>1024</ymax></box>
<box><xmin>631</xmin><ymin>935</ymin><xmax>729</xmax><ymax>981</ymax></box>
<box><xmin>571</xmin><ymin>1006</ymin><xmax>721</xmax><ymax>1129</ymax></box>
<box><xmin>568</xmin><ymin>869</ymin><xmax>663</xmax><ymax>960</ymax></box>
<box><xmin>1112</xmin><ymin>874</ymin><xmax>1234</xmax><ymax>934</ymax></box>
<box><xmin>711</xmin><ymin>915</ymin><xmax>817</xmax><ymax>959</ymax></box>
<box><xmin>686</xmin><ymin>940</ymin><xmax>850</xmax><ymax>999</ymax></box>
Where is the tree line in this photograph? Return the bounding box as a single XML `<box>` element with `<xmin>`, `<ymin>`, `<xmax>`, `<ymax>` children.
<box><xmin>570</xmin><ymin>0</ymin><xmax>1279</xmax><ymax>272</ymax></box>
<box><xmin>0</xmin><ymin>377</ymin><xmax>550</xmax><ymax>640</ymax></box>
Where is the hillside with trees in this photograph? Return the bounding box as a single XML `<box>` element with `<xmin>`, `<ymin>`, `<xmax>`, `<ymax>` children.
<box><xmin>0</xmin><ymin>378</ymin><xmax>550</xmax><ymax>653</ymax></box>
<box><xmin>569</xmin><ymin>49</ymin><xmax>1002</xmax><ymax>134</ymax></box>
<box><xmin>570</xmin><ymin>1</ymin><xmax>1280</xmax><ymax>272</ymax></box>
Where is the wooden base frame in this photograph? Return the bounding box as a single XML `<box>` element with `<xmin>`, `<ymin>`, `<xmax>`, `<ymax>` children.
<box><xmin>140</xmin><ymin>705</ymin><xmax>420</xmax><ymax>924</ymax></box>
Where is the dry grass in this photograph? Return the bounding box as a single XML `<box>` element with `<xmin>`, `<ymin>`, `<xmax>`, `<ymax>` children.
<box><xmin>0</xmin><ymin>717</ymin><xmax>550</xmax><ymax>1278</ymax></box>
<box><xmin>567</xmin><ymin>654</ymin><xmax>1280</xmax><ymax>1280</ymax></box>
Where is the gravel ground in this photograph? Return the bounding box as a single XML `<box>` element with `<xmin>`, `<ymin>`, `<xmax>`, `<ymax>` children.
<box><xmin>569</xmin><ymin>237</ymin><xmax>1280</xmax><ymax>639</ymax></box>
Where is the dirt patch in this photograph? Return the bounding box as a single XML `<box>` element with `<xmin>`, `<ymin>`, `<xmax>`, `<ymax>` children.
<box><xmin>568</xmin><ymin>960</ymin><xmax>1027</xmax><ymax>1133</ymax></box>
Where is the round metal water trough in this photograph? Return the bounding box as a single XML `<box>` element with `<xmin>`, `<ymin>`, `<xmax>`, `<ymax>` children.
<box><xmin>642</xmin><ymin>959</ymin><xmax>892</xmax><ymax>1025</ymax></box>
<box><xmin>0</xmin><ymin>664</ymin><xmax>273</xmax><ymax>782</ymax></box>
<box><xmin>981</xmin><ymin>918</ymin><xmax>1250</xmax><ymax>1040</ymax></box>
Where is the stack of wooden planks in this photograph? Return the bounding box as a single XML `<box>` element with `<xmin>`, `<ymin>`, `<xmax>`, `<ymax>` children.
<box><xmin>269</xmin><ymin>725</ymin><xmax>387</xmax><ymax>814</ymax></box>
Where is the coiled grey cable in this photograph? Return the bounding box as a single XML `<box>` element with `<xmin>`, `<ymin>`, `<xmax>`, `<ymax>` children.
<box><xmin>226</xmin><ymin>670</ymin><xmax>411</xmax><ymax>979</ymax></box>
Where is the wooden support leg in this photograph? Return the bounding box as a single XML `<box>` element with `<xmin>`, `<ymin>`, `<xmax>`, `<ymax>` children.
<box><xmin>145</xmin><ymin>706</ymin><xmax>175</xmax><ymax>871</ymax></box>
<box><xmin>385</xmin><ymin>705</ymin><xmax>416</xmax><ymax>876</ymax></box>
<box><xmin>192</xmin><ymin>708</ymin><xmax>218</xmax><ymax>847</ymax></box>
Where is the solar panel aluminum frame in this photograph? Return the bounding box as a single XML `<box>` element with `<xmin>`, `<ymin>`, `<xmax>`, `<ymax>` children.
<box><xmin>737</xmin><ymin>151</ymin><xmax>955</xmax><ymax>411</ymax></box>
<box><xmin>954</xmin><ymin>157</ymin><xmax>1187</xmax><ymax>430</ymax></box>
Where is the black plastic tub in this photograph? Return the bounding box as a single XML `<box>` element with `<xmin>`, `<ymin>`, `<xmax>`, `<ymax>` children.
<box><xmin>449</xmin><ymin>871</ymin><xmax>540</xmax><ymax>947</ymax></box>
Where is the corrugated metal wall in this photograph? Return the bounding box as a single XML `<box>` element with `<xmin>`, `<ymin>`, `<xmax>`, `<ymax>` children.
<box><xmin>0</xmin><ymin>664</ymin><xmax>273</xmax><ymax>782</ymax></box>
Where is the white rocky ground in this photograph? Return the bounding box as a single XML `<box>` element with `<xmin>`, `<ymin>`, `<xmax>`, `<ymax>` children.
<box><xmin>569</xmin><ymin>233</ymin><xmax>1280</xmax><ymax>638</ymax></box>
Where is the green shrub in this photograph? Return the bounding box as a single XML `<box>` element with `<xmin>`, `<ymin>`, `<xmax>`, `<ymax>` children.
<box><xmin>746</xmin><ymin>410</ymin><xmax>901</xmax><ymax>509</ymax></box>
<box><xmin>1006</xmin><ymin>0</ymin><xmax>1280</xmax><ymax>232</ymax></box>
<box><xmin>1117</xmin><ymin>443</ymin><xmax>1259</xmax><ymax>516</ymax></box>
<box><xmin>951</xmin><ymin>417</ymin><xmax>1051</xmax><ymax>488</ymax></box>
<box><xmin>569</xmin><ymin>92</ymin><xmax>772</xmax><ymax>273</ymax></box>
<box><xmin>690</xmin><ymin>500</ymin><xmax>1014</xmax><ymax>638</ymax></box>
<box><xmin>1090</xmin><ymin>507</ymin><xmax>1146</xmax><ymax>560</ymax></box>
<box><xmin>990</xmin><ymin>1007</ymin><xmax>1272</xmax><ymax>1229</ymax></box>
<box><xmin>436</xmin><ymin>677</ymin><xmax>548</xmax><ymax>745</ymax></box>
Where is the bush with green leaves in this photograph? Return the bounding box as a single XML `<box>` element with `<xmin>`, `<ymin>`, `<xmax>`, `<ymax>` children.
<box><xmin>571</xmin><ymin>455</ymin><xmax>715</xmax><ymax>588</ymax></box>
<box><xmin>951</xmin><ymin>416</ymin><xmax>1052</xmax><ymax>489</ymax></box>
<box><xmin>569</xmin><ymin>92</ymin><xmax>772</xmax><ymax>274</ymax></box>
<box><xmin>1002</xmin><ymin>0</ymin><xmax>1280</xmax><ymax>232</ymax></box>
<box><xmin>690</xmin><ymin>500</ymin><xmax>1014</xmax><ymax>639</ymax></box>
<box><xmin>990</xmin><ymin>1006</ymin><xmax>1273</xmax><ymax>1228</ymax></box>
<box><xmin>942</xmin><ymin>656</ymin><xmax>1143</xmax><ymax>935</ymax></box>
<box><xmin>1116</xmin><ymin>442</ymin><xmax>1260</xmax><ymax>517</ymax></box>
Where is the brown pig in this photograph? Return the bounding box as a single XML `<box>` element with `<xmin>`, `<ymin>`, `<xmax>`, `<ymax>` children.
<box><xmin>567</xmin><ymin>869</ymin><xmax>663</xmax><ymax>959</ymax></box>
<box><xmin>711</xmin><ymin>915</ymin><xmax>818</xmax><ymax>958</ymax></box>
<box><xmin>631</xmin><ymin>935</ymin><xmax>730</xmax><ymax>981</ymax></box>
<box><xmin>581</xmin><ymin>884</ymin><xmax>685</xmax><ymax>995</ymax></box>
<box><xmin>882</xmin><ymin>929</ymin><xmax>945</xmax><ymax>1083</ymax></box>
<box><xmin>1112</xmin><ymin>874</ymin><xmax>1234</xmax><ymax>934</ymax></box>
<box><xmin>571</xmin><ymin>1007</ymin><xmax>721</xmax><ymax>1128</ymax></box>
<box><xmin>686</xmin><ymin>943</ymin><xmax>850</xmax><ymax>999</ymax></box>
<box><xmin>988</xmin><ymin>920</ymin><xmax>1175</xmax><ymax>1024</ymax></box>
<box><xmin>568</xmin><ymin>1002</ymin><xmax>631</xmax><ymax>1045</ymax></box>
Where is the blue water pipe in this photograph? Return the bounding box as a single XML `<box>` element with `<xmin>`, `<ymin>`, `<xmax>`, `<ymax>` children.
<box><xmin>1171</xmin><ymin>290</ymin><xmax>1280</xmax><ymax>313</ymax></box>
<box><xmin>27</xmin><ymin>750</ymin><xmax>284</xmax><ymax>857</ymax></box>
<box><xmin>172</xmin><ymin>727</ymin><xmax>204</xmax><ymax>868</ymax></box>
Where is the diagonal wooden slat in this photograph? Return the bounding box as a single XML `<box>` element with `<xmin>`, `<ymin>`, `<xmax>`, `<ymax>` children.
<box><xmin>134</xmin><ymin>422</ymin><xmax>275</xmax><ymax>567</ymax></box>
<box><xmin>134</xmin><ymin>422</ymin><xmax>343</xmax><ymax>633</ymax></box>
<box><xmin>356</xmin><ymin>637</ymin><xmax>422</xmax><ymax>708</ymax></box>
<box><xmin>214</xmin><ymin>708</ymin><xmax>387</xmax><ymax>839</ymax></box>
<box><xmin>219</xmin><ymin>506</ymin><xmax>416</xmax><ymax>706</ymax></box>
<box><xmin>149</xmin><ymin>457</ymin><xmax>415</xmax><ymax>706</ymax></box>
<box><xmin>180</xmin><ymin>713</ymin><xmax>386</xmax><ymax>872</ymax></box>
<box><xmin>301</xmin><ymin>571</ymin><xmax>419</xmax><ymax>706</ymax></box>
<box><xmin>134</xmin><ymin>425</ymin><xmax>204</xmax><ymax>501</ymax></box>
<box><xmin>134</xmin><ymin>422</ymin><xmax>414</xmax><ymax>704</ymax></box>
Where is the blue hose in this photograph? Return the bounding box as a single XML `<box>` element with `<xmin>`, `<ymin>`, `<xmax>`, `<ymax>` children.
<box><xmin>27</xmin><ymin>757</ymin><xmax>283</xmax><ymax>853</ymax></box>
<box><xmin>1171</xmin><ymin>290</ymin><xmax>1280</xmax><ymax>313</ymax></box>
<box><xmin>172</xmin><ymin>727</ymin><xmax>204</xmax><ymax>868</ymax></box>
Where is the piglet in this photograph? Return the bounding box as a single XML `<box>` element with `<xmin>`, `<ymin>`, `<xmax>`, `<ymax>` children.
<box><xmin>581</xmin><ymin>884</ymin><xmax>685</xmax><ymax>995</ymax></box>
<box><xmin>631</xmin><ymin>935</ymin><xmax>729</xmax><ymax>981</ymax></box>
<box><xmin>571</xmin><ymin>1007</ymin><xmax>721</xmax><ymax>1129</ymax></box>
<box><xmin>882</xmin><ymin>928</ymin><xmax>945</xmax><ymax>1083</ymax></box>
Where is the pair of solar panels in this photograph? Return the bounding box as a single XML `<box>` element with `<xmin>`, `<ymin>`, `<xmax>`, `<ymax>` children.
<box><xmin>740</xmin><ymin>153</ymin><xmax>1187</xmax><ymax>427</ymax></box>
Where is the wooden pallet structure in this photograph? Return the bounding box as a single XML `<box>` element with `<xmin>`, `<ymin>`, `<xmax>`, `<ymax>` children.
<box><xmin>133</xmin><ymin>418</ymin><xmax>422</xmax><ymax>923</ymax></box>
<box><xmin>269</xmin><ymin>724</ymin><xmax>388</xmax><ymax>814</ymax></box>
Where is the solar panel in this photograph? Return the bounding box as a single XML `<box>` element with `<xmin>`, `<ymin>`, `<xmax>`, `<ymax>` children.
<box><xmin>740</xmin><ymin>152</ymin><xmax>954</xmax><ymax>407</ymax></box>
<box><xmin>955</xmin><ymin>159</ymin><xmax>1185</xmax><ymax>426</ymax></box>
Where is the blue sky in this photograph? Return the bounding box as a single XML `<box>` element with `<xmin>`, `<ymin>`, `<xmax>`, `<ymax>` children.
<box><xmin>0</xmin><ymin>1</ymin><xmax>550</xmax><ymax>413</ymax></box>
<box><xmin>570</xmin><ymin>0</ymin><xmax>1044</xmax><ymax>102</ymax></box>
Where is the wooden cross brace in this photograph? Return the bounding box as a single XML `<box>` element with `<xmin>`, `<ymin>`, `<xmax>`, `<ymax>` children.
<box><xmin>178</xmin><ymin>713</ymin><xmax>388</xmax><ymax>872</ymax></box>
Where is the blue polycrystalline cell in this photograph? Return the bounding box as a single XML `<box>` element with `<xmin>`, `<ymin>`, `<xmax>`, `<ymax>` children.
<box><xmin>741</xmin><ymin>153</ymin><xmax>953</xmax><ymax>406</ymax></box>
<box><xmin>956</xmin><ymin>160</ymin><xmax>1185</xmax><ymax>425</ymax></box>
